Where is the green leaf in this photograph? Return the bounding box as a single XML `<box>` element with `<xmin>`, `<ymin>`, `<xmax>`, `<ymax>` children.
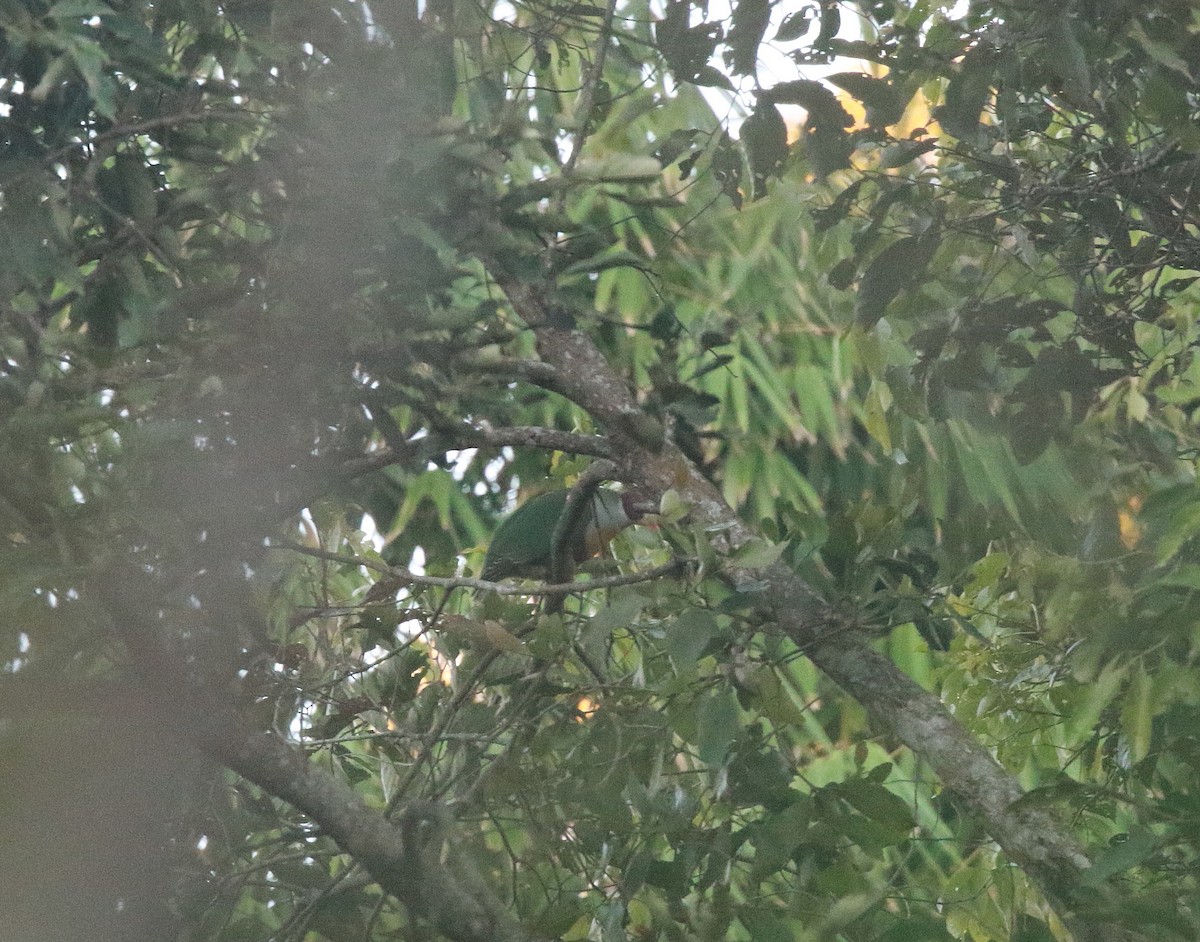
<box><xmin>596</xmin><ymin>900</ymin><xmax>626</xmax><ymax>942</ymax></box>
<box><xmin>1154</xmin><ymin>497</ymin><xmax>1200</xmax><ymax>564</ymax></box>
<box><xmin>1067</xmin><ymin>662</ymin><xmax>1126</xmax><ymax>740</ymax></box>
<box><xmin>666</xmin><ymin>609</ymin><xmax>719</xmax><ymax>670</ymax></box>
<box><xmin>582</xmin><ymin>592</ymin><xmax>645</xmax><ymax>663</ymax></box>
<box><xmin>1149</xmin><ymin>564</ymin><xmax>1200</xmax><ymax>591</ymax></box>
<box><xmin>855</xmin><ymin>233</ymin><xmax>939</xmax><ymax>327</ymax></box>
<box><xmin>863</xmin><ymin>381</ymin><xmax>893</xmax><ymax>452</ymax></box>
<box><xmin>560</xmin><ymin>249</ymin><xmax>646</xmax><ymax>278</ymax></box>
<box><xmin>833</xmin><ymin>779</ymin><xmax>914</xmax><ymax>841</ymax></box>
<box><xmin>1080</xmin><ymin>827</ymin><xmax>1159</xmax><ymax>887</ymax></box>
<box><xmin>1012</xmin><ymin>915</ymin><xmax>1057</xmax><ymax>942</ymax></box>
<box><xmin>1129</xmin><ymin>21</ymin><xmax>1192</xmax><ymax>77</ymax></box>
<box><xmin>882</xmin><ymin>138</ymin><xmax>938</xmax><ymax>168</ymax></box>
<box><xmin>1119</xmin><ymin>666</ymin><xmax>1155</xmax><ymax>765</ymax></box>
<box><xmin>880</xmin><ymin>914</ymin><xmax>955</xmax><ymax>941</ymax></box>
<box><xmin>66</xmin><ymin>36</ymin><xmax>117</xmax><ymax>119</ymax></box>
<box><xmin>46</xmin><ymin>0</ymin><xmax>114</xmax><ymax>16</ymax></box>
<box><xmin>939</xmin><ymin>46</ymin><xmax>997</xmax><ymax>140</ymax></box>
<box><xmin>733</xmin><ymin>537</ymin><xmax>786</xmax><ymax>569</ymax></box>
<box><xmin>573</xmin><ymin>155</ymin><xmax>663</xmax><ymax>181</ymax></box>
<box><xmin>697</xmin><ymin>690</ymin><xmax>741</xmax><ymax>766</ymax></box>
<box><xmin>751</xmin><ymin>800</ymin><xmax>810</xmax><ymax>873</ymax></box>
<box><xmin>739</xmin><ymin>909</ymin><xmax>797</xmax><ymax>942</ymax></box>
<box><xmin>1045</xmin><ymin>14</ymin><xmax>1093</xmax><ymax>107</ymax></box>
<box><xmin>271</xmin><ymin>859</ymin><xmax>331</xmax><ymax>889</ymax></box>
<box><xmin>729</xmin><ymin>743</ymin><xmax>796</xmax><ymax>809</ymax></box>
<box><xmin>743</xmin><ymin>666</ymin><xmax>810</xmax><ymax>727</ymax></box>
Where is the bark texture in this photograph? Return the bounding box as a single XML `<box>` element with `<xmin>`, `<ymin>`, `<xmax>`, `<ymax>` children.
<box><xmin>489</xmin><ymin>276</ymin><xmax>1142</xmax><ymax>942</ymax></box>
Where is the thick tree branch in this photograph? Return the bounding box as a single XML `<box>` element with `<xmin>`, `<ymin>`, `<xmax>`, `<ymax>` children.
<box><xmin>97</xmin><ymin>587</ymin><xmax>534</xmax><ymax>942</ymax></box>
<box><xmin>196</xmin><ymin>715</ymin><xmax>530</xmax><ymax>942</ymax></box>
<box><xmin>488</xmin><ymin>272</ymin><xmax>1143</xmax><ymax>942</ymax></box>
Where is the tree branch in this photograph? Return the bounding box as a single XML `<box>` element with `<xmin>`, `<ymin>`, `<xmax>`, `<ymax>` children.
<box><xmin>197</xmin><ymin>717</ymin><xmax>530</xmax><ymax>942</ymax></box>
<box><xmin>486</xmin><ymin>271</ymin><xmax>1142</xmax><ymax>942</ymax></box>
<box><xmin>462</xmin><ymin>423</ymin><xmax>612</xmax><ymax>458</ymax></box>
<box><xmin>459</xmin><ymin>356</ymin><xmax>569</xmax><ymax>394</ymax></box>
<box><xmin>562</xmin><ymin>0</ymin><xmax>619</xmax><ymax>175</ymax></box>
<box><xmin>98</xmin><ymin>591</ymin><xmax>535</xmax><ymax>942</ymax></box>
<box><xmin>339</xmin><ymin>424</ymin><xmax>610</xmax><ymax>485</ymax></box>
<box><xmin>275</xmin><ymin>539</ymin><xmax>688</xmax><ymax>596</ymax></box>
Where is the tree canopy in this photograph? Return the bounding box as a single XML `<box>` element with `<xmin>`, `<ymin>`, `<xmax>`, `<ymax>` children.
<box><xmin>4</xmin><ymin>1</ymin><xmax>1200</xmax><ymax>940</ymax></box>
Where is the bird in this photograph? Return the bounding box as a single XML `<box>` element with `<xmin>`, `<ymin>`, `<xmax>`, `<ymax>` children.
<box><xmin>481</xmin><ymin>487</ymin><xmax>647</xmax><ymax>583</ymax></box>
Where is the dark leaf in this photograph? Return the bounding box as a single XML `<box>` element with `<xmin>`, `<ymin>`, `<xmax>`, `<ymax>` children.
<box><xmin>938</xmin><ymin>45</ymin><xmax>998</xmax><ymax>141</ymax></box>
<box><xmin>741</xmin><ymin>103</ymin><xmax>789</xmax><ymax>192</ymax></box>
<box><xmin>812</xmin><ymin>178</ymin><xmax>864</xmax><ymax>231</ymax></box>
<box><xmin>761</xmin><ymin>79</ymin><xmax>853</xmax><ymax>129</ymax></box>
<box><xmin>666</xmin><ymin>609</ymin><xmax>719</xmax><ymax>669</ymax></box>
<box><xmin>827</xmin><ymin>256</ymin><xmax>857</xmax><ymax>290</ymax></box>
<box><xmin>1013</xmin><ymin>915</ymin><xmax>1058</xmax><ymax>942</ymax></box>
<box><xmin>855</xmin><ymin>232</ymin><xmax>939</xmax><ymax>327</ymax></box>
<box><xmin>880</xmin><ymin>914</ymin><xmax>955</xmax><ymax>941</ymax></box>
<box><xmin>655</xmin><ymin>128</ymin><xmax>701</xmax><ymax>168</ymax></box>
<box><xmin>1045</xmin><ymin>13</ymin><xmax>1093</xmax><ymax>108</ymax></box>
<box><xmin>726</xmin><ymin>0</ymin><xmax>770</xmax><ymax>76</ymax></box>
<box><xmin>774</xmin><ymin>9</ymin><xmax>812</xmax><ymax>43</ymax></box>
<box><xmin>801</xmin><ymin>124</ymin><xmax>852</xmax><ymax>177</ymax></box>
<box><xmin>691</xmin><ymin>63</ymin><xmax>736</xmax><ymax>89</ymax></box>
<box><xmin>834</xmin><ymin>779</ymin><xmax>914</xmax><ymax>840</ymax></box>
<box><xmin>1007</xmin><ymin>399</ymin><xmax>1062</xmax><ymax>465</ymax></box>
<box><xmin>827</xmin><ymin>72</ymin><xmax>905</xmax><ymax>127</ymax></box>
<box><xmin>814</xmin><ymin>2</ymin><xmax>841</xmax><ymax>49</ymax></box>
<box><xmin>656</xmin><ymin>2</ymin><xmax>727</xmax><ymax>86</ymax></box>
<box><xmin>646</xmin><ymin>858</ymin><xmax>693</xmax><ymax>899</ymax></box>
<box><xmin>882</xmin><ymin>138</ymin><xmax>938</xmax><ymax>168</ymax></box>
<box><xmin>914</xmin><ymin>614</ymin><xmax>955</xmax><ymax>651</ymax></box>
<box><xmin>739</xmin><ymin>910</ymin><xmax>795</xmax><ymax>942</ymax></box>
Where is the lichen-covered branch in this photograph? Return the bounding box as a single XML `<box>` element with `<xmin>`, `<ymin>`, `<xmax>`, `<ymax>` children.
<box><xmin>489</xmin><ymin>272</ymin><xmax>1142</xmax><ymax>942</ymax></box>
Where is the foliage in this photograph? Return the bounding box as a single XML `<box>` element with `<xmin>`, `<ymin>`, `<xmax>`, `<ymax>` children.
<box><xmin>3</xmin><ymin>0</ymin><xmax>1200</xmax><ymax>941</ymax></box>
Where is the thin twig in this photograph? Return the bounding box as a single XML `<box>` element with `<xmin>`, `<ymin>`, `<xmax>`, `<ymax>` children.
<box><xmin>40</xmin><ymin>108</ymin><xmax>258</xmax><ymax>169</ymax></box>
<box><xmin>344</xmin><ymin>426</ymin><xmax>612</xmax><ymax>469</ymax></box>
<box><xmin>562</xmin><ymin>0</ymin><xmax>619</xmax><ymax>176</ymax></box>
<box><xmin>274</xmin><ymin>540</ymin><xmax>689</xmax><ymax>596</ymax></box>
<box><xmin>459</xmin><ymin>356</ymin><xmax>567</xmax><ymax>391</ymax></box>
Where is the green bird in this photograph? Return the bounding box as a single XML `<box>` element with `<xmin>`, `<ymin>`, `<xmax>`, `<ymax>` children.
<box><xmin>481</xmin><ymin>487</ymin><xmax>646</xmax><ymax>582</ymax></box>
